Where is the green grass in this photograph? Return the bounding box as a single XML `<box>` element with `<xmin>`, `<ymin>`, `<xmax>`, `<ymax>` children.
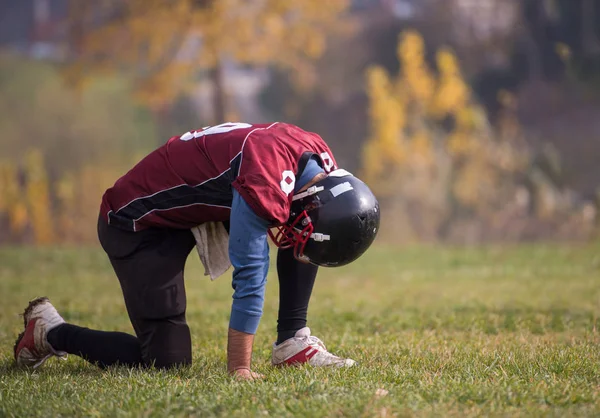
<box><xmin>1</xmin><ymin>244</ymin><xmax>600</xmax><ymax>417</ymax></box>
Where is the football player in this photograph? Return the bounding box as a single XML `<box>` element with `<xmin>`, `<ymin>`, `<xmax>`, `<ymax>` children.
<box><xmin>14</xmin><ymin>122</ymin><xmax>380</xmax><ymax>380</ymax></box>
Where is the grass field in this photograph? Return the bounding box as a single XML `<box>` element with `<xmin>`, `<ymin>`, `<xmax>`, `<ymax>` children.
<box><xmin>1</xmin><ymin>244</ymin><xmax>599</xmax><ymax>417</ymax></box>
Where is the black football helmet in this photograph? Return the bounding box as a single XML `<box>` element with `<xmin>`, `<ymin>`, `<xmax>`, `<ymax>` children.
<box><xmin>269</xmin><ymin>169</ymin><xmax>380</xmax><ymax>266</ymax></box>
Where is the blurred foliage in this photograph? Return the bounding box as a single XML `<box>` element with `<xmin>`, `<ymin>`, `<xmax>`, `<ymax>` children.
<box><xmin>0</xmin><ymin>54</ymin><xmax>156</xmax><ymax>177</ymax></box>
<box><xmin>64</xmin><ymin>0</ymin><xmax>350</xmax><ymax>117</ymax></box>
<box><xmin>362</xmin><ymin>31</ymin><xmax>595</xmax><ymax>243</ymax></box>
<box><xmin>0</xmin><ymin>155</ymin><xmax>134</xmax><ymax>245</ymax></box>
<box><xmin>0</xmin><ymin>55</ymin><xmax>156</xmax><ymax>244</ymax></box>
<box><xmin>24</xmin><ymin>150</ymin><xmax>55</xmax><ymax>244</ymax></box>
<box><xmin>0</xmin><ymin>162</ymin><xmax>28</xmax><ymax>237</ymax></box>
<box><xmin>0</xmin><ymin>0</ymin><xmax>352</xmax><ymax>245</ymax></box>
<box><xmin>1</xmin><ymin>1</ymin><xmax>599</xmax><ymax>245</ymax></box>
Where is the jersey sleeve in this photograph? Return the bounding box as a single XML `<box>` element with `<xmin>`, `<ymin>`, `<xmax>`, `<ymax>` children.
<box><xmin>232</xmin><ymin>136</ymin><xmax>295</xmax><ymax>225</ymax></box>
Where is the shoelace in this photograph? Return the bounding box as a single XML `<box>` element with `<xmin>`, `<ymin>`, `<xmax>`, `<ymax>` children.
<box><xmin>302</xmin><ymin>335</ymin><xmax>328</xmax><ymax>352</ymax></box>
<box><xmin>294</xmin><ymin>334</ymin><xmax>356</xmax><ymax>367</ymax></box>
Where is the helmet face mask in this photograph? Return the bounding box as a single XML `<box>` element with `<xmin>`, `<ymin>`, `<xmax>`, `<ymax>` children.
<box><xmin>269</xmin><ymin>169</ymin><xmax>380</xmax><ymax>267</ymax></box>
<box><xmin>268</xmin><ymin>210</ymin><xmax>314</xmax><ymax>262</ymax></box>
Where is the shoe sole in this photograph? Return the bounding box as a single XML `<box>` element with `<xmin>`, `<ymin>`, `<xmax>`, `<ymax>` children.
<box><xmin>13</xmin><ymin>296</ymin><xmax>50</xmax><ymax>361</ymax></box>
<box><xmin>272</xmin><ymin>355</ymin><xmax>357</xmax><ymax>368</ymax></box>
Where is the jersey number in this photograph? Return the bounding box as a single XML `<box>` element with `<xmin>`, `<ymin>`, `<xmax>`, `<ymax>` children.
<box><xmin>179</xmin><ymin>122</ymin><xmax>253</xmax><ymax>141</ymax></box>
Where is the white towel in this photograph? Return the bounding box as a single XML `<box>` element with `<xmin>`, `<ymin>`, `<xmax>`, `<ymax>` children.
<box><xmin>191</xmin><ymin>222</ymin><xmax>231</xmax><ymax>280</ymax></box>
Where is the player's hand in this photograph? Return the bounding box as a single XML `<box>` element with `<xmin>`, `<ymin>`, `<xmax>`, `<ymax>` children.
<box><xmin>230</xmin><ymin>368</ymin><xmax>264</xmax><ymax>381</ymax></box>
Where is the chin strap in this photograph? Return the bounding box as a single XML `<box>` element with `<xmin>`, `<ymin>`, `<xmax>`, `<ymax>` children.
<box><xmin>310</xmin><ymin>232</ymin><xmax>330</xmax><ymax>242</ymax></box>
<box><xmin>292</xmin><ymin>185</ymin><xmax>324</xmax><ymax>201</ymax></box>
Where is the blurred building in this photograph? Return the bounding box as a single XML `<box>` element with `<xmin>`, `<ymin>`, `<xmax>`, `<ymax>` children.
<box><xmin>0</xmin><ymin>0</ymin><xmax>67</xmax><ymax>59</ymax></box>
<box><xmin>453</xmin><ymin>0</ymin><xmax>518</xmax><ymax>42</ymax></box>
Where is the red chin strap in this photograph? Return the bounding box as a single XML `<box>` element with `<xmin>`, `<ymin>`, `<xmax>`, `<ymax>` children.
<box><xmin>268</xmin><ymin>210</ymin><xmax>314</xmax><ymax>261</ymax></box>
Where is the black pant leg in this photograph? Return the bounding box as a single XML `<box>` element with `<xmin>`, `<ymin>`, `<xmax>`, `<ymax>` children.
<box><xmin>102</xmin><ymin>224</ymin><xmax>196</xmax><ymax>368</ymax></box>
<box><xmin>276</xmin><ymin>247</ymin><xmax>318</xmax><ymax>344</ymax></box>
<box><xmin>47</xmin><ymin>324</ymin><xmax>143</xmax><ymax>368</ymax></box>
<box><xmin>51</xmin><ymin>219</ymin><xmax>197</xmax><ymax>369</ymax></box>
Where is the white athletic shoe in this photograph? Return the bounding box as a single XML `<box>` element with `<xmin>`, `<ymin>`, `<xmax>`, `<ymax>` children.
<box><xmin>14</xmin><ymin>297</ymin><xmax>67</xmax><ymax>369</ymax></box>
<box><xmin>272</xmin><ymin>327</ymin><xmax>356</xmax><ymax>367</ymax></box>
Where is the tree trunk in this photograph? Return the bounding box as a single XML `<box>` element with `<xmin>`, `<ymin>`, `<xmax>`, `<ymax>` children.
<box><xmin>582</xmin><ymin>0</ymin><xmax>600</xmax><ymax>54</ymax></box>
<box><xmin>211</xmin><ymin>55</ymin><xmax>227</xmax><ymax>124</ymax></box>
<box><xmin>519</xmin><ymin>0</ymin><xmax>544</xmax><ymax>82</ymax></box>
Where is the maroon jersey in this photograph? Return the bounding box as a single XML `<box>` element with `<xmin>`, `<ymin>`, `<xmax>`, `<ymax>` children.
<box><xmin>100</xmin><ymin>122</ymin><xmax>337</xmax><ymax>231</ymax></box>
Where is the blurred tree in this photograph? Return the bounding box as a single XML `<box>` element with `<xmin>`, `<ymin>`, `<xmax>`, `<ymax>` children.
<box><xmin>471</xmin><ymin>0</ymin><xmax>600</xmax><ymax>107</ymax></box>
<box><xmin>259</xmin><ymin>6</ymin><xmax>411</xmax><ymax>171</ymax></box>
<box><xmin>63</xmin><ymin>0</ymin><xmax>350</xmax><ymax>122</ymax></box>
<box><xmin>362</xmin><ymin>30</ymin><xmax>529</xmax><ymax>242</ymax></box>
<box><xmin>0</xmin><ymin>54</ymin><xmax>157</xmax><ymax>244</ymax></box>
<box><xmin>55</xmin><ymin>162</ymin><xmax>134</xmax><ymax>243</ymax></box>
<box><xmin>24</xmin><ymin>149</ymin><xmax>55</xmax><ymax>244</ymax></box>
<box><xmin>0</xmin><ymin>162</ymin><xmax>28</xmax><ymax>241</ymax></box>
